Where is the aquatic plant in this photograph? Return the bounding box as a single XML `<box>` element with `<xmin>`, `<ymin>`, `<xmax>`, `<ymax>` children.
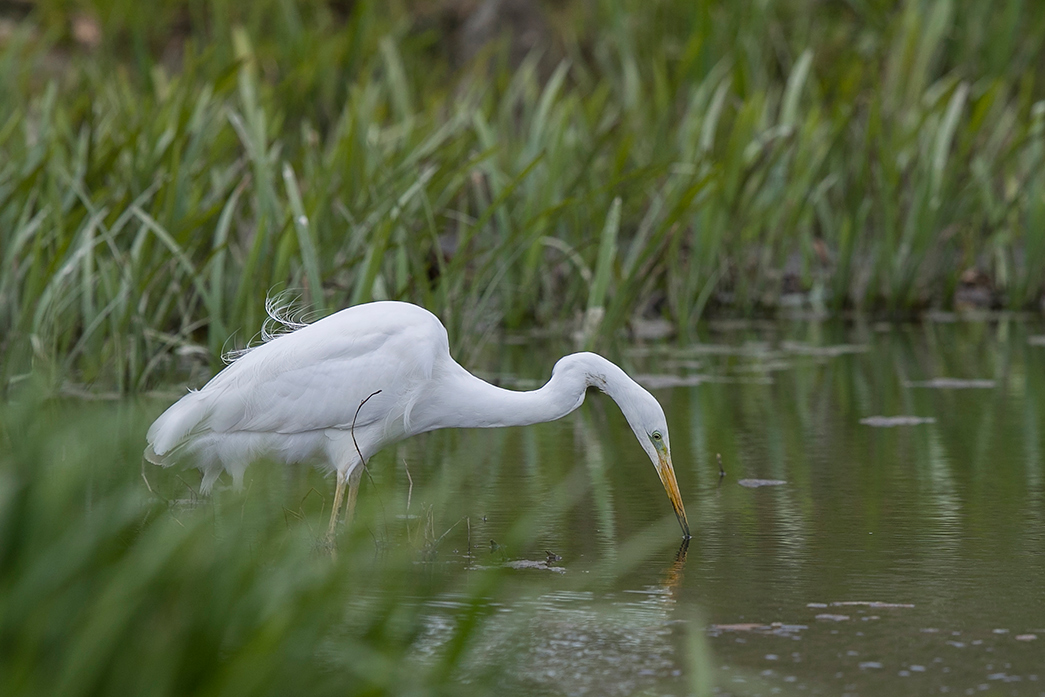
<box><xmin>2</xmin><ymin>0</ymin><xmax>1045</xmax><ymax>391</ymax></box>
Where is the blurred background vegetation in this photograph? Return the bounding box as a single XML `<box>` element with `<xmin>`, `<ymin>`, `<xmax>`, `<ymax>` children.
<box><xmin>4</xmin><ymin>3</ymin><xmax>1045</xmax><ymax>693</ymax></box>
<box><xmin>3</xmin><ymin>0</ymin><xmax>1045</xmax><ymax>390</ymax></box>
<box><xmin>0</xmin><ymin>385</ymin><xmax>588</xmax><ymax>697</ymax></box>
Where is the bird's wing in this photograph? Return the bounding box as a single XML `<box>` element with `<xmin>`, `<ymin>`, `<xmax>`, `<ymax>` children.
<box><xmin>197</xmin><ymin>303</ymin><xmax>446</xmax><ymax>437</ymax></box>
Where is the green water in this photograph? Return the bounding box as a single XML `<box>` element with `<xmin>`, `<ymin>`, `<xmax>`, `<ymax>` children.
<box><xmin>373</xmin><ymin>318</ymin><xmax>1045</xmax><ymax>695</ymax></box>
<box><xmin>10</xmin><ymin>318</ymin><xmax>1045</xmax><ymax>696</ymax></box>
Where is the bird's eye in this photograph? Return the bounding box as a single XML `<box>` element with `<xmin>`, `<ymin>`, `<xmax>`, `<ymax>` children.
<box><xmin>651</xmin><ymin>431</ymin><xmax>662</xmax><ymax>441</ymax></box>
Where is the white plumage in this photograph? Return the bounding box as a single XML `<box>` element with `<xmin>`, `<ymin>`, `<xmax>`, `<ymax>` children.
<box><xmin>146</xmin><ymin>301</ymin><xmax>690</xmax><ymax>538</ymax></box>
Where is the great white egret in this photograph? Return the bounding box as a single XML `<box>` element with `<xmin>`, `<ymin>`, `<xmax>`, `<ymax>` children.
<box><xmin>145</xmin><ymin>301</ymin><xmax>690</xmax><ymax>539</ymax></box>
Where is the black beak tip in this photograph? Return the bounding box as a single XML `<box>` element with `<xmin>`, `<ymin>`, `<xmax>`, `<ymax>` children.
<box><xmin>677</xmin><ymin>516</ymin><xmax>691</xmax><ymax>539</ymax></box>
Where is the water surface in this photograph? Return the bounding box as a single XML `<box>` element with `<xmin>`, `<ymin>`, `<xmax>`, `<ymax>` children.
<box><xmin>373</xmin><ymin>318</ymin><xmax>1045</xmax><ymax>695</ymax></box>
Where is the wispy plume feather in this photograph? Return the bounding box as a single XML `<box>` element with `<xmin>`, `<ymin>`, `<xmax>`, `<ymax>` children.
<box><xmin>221</xmin><ymin>290</ymin><xmax>315</xmax><ymax>363</ymax></box>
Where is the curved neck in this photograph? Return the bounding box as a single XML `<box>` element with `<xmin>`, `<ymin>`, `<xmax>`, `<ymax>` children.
<box><xmin>410</xmin><ymin>352</ymin><xmax>632</xmax><ymax>434</ymax></box>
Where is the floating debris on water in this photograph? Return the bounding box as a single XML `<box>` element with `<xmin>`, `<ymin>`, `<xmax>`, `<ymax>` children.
<box><xmin>832</xmin><ymin>601</ymin><xmax>915</xmax><ymax>609</ymax></box>
<box><xmin>676</xmin><ymin>342</ymin><xmax>773</xmax><ymax>357</ymax></box>
<box><xmin>903</xmin><ymin>378</ymin><xmax>996</xmax><ymax>389</ymax></box>
<box><xmin>502</xmin><ymin>560</ymin><xmax>566</xmax><ymax>574</ymax></box>
<box><xmin>924</xmin><ymin>310</ymin><xmax>958</xmax><ymax>323</ymax></box>
<box><xmin>1015</xmin><ymin>634</ymin><xmax>1038</xmax><ymax>641</ymax></box>
<box><xmin>770</xmin><ymin>623</ymin><xmax>807</xmax><ymax>632</ymax></box>
<box><xmin>780</xmin><ymin>342</ymin><xmax>870</xmax><ymax>357</ymax></box>
<box><xmin>1028</xmin><ymin>336</ymin><xmax>1045</xmax><ymax>347</ymax></box>
<box><xmin>712</xmin><ymin>623</ymin><xmax>767</xmax><ymax>632</ymax></box>
<box><xmin>815</xmin><ymin>614</ymin><xmax>850</xmax><ymax>622</ymax></box>
<box><xmin>634</xmin><ymin>374</ymin><xmax>708</xmax><ymax>389</ymax></box>
<box><xmin>732</xmin><ymin>360</ymin><xmax>795</xmax><ymax>374</ymax></box>
<box><xmin>629</xmin><ymin>317</ymin><xmax>676</xmax><ymax>341</ymax></box>
<box><xmin>860</xmin><ymin>416</ymin><xmax>936</xmax><ymax>427</ymax></box>
<box><xmin>707</xmin><ymin>622</ymin><xmax>807</xmax><ymax>637</ymax></box>
<box><xmin>700</xmin><ymin>375</ymin><xmax>776</xmax><ymax>385</ymax></box>
<box><xmin>738</xmin><ymin>479</ymin><xmax>787</xmax><ymax>488</ymax></box>
<box><xmin>664</xmin><ymin>359</ymin><xmax>705</xmax><ymax>370</ymax></box>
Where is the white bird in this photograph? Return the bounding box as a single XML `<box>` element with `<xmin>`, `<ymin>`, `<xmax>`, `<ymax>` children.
<box><xmin>145</xmin><ymin>301</ymin><xmax>690</xmax><ymax>539</ymax></box>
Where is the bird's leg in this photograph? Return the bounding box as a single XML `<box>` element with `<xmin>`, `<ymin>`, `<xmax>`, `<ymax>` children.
<box><xmin>343</xmin><ymin>466</ymin><xmax>363</xmax><ymax>527</ymax></box>
<box><xmin>328</xmin><ymin>469</ymin><xmax>347</xmax><ymax>540</ymax></box>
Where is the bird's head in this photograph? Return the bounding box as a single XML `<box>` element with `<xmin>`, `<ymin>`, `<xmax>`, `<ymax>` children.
<box><xmin>614</xmin><ymin>382</ymin><xmax>691</xmax><ymax>539</ymax></box>
<box><xmin>555</xmin><ymin>352</ymin><xmax>691</xmax><ymax>538</ymax></box>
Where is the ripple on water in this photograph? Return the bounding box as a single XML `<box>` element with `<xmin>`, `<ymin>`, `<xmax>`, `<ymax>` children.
<box><xmin>859</xmin><ymin>415</ymin><xmax>936</xmax><ymax>427</ymax></box>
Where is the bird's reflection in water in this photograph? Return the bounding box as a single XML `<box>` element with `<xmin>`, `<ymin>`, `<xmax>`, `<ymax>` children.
<box><xmin>414</xmin><ymin>541</ymin><xmax>693</xmax><ymax>695</ymax></box>
<box><xmin>663</xmin><ymin>538</ymin><xmax>690</xmax><ymax>594</ymax></box>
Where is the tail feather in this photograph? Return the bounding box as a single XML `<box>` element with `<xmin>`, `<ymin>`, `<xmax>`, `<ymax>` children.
<box><xmin>143</xmin><ymin>442</ymin><xmax>165</xmax><ymax>465</ymax></box>
<box><xmin>145</xmin><ymin>392</ymin><xmax>208</xmax><ymax>466</ymax></box>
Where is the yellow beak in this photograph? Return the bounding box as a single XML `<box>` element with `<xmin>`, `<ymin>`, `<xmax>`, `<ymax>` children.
<box><xmin>655</xmin><ymin>448</ymin><xmax>690</xmax><ymax>538</ymax></box>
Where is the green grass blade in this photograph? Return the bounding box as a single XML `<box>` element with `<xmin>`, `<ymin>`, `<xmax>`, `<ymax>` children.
<box><xmin>282</xmin><ymin>162</ymin><xmax>324</xmax><ymax>308</ymax></box>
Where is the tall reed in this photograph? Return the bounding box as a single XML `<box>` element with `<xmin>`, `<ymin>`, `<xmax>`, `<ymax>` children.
<box><xmin>3</xmin><ymin>0</ymin><xmax>1045</xmax><ymax>390</ymax></box>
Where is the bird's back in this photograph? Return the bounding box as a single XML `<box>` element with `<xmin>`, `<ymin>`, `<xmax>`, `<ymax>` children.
<box><xmin>146</xmin><ymin>301</ymin><xmax>450</xmax><ymax>489</ymax></box>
